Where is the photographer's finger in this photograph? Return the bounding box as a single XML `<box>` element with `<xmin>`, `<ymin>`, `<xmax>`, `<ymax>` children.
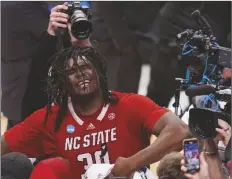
<box><xmin>51</xmin><ymin>5</ymin><xmax>68</xmax><ymax>12</ymax></box>
<box><xmin>181</xmin><ymin>159</ymin><xmax>185</xmax><ymax>165</ymax></box>
<box><xmin>50</xmin><ymin>17</ymin><xmax>68</xmax><ymax>24</ymax></box>
<box><xmin>50</xmin><ymin>11</ymin><xmax>69</xmax><ymax>19</ymax></box>
<box><xmin>181</xmin><ymin>165</ymin><xmax>187</xmax><ymax>173</ymax></box>
<box><xmin>216</xmin><ymin>128</ymin><xmax>227</xmax><ymax>137</ymax></box>
<box><xmin>51</xmin><ymin>21</ymin><xmax>67</xmax><ymax>29</ymax></box>
<box><xmin>199</xmin><ymin>152</ymin><xmax>207</xmax><ymax>166</ymax></box>
<box><xmin>218</xmin><ymin>119</ymin><xmax>230</xmax><ymax>129</ymax></box>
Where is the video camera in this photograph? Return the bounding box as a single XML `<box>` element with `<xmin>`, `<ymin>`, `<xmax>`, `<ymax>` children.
<box><xmin>176</xmin><ymin>10</ymin><xmax>231</xmax><ymax>91</ymax></box>
<box><xmin>176</xmin><ymin>10</ymin><xmax>231</xmax><ymax>140</ymax></box>
<box><xmin>61</xmin><ymin>1</ymin><xmax>92</xmax><ymax>40</ymax></box>
<box><xmin>176</xmin><ymin>9</ymin><xmax>231</xmax><ymax>163</ymax></box>
<box><xmin>177</xmin><ymin>10</ymin><xmax>231</xmax><ymax>71</ymax></box>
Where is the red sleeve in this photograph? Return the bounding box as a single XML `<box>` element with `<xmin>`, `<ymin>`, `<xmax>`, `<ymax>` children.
<box><xmin>4</xmin><ymin>108</ymin><xmax>56</xmax><ymax>158</ymax></box>
<box><xmin>129</xmin><ymin>94</ymin><xmax>170</xmax><ymax>133</ymax></box>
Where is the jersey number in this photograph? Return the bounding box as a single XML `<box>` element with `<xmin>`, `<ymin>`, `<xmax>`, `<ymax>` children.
<box><xmin>77</xmin><ymin>151</ymin><xmax>110</xmax><ymax>179</ymax></box>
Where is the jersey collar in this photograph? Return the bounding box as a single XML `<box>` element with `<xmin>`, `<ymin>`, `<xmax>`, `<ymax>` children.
<box><xmin>68</xmin><ymin>97</ymin><xmax>110</xmax><ymax>125</ymax></box>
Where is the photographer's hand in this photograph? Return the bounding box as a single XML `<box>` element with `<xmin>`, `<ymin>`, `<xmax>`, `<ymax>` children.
<box><xmin>181</xmin><ymin>152</ymin><xmax>210</xmax><ymax>179</ymax></box>
<box><xmin>203</xmin><ymin>139</ymin><xmax>225</xmax><ymax>179</ymax></box>
<box><xmin>216</xmin><ymin>119</ymin><xmax>231</xmax><ymax>146</ymax></box>
<box><xmin>47</xmin><ymin>3</ymin><xmax>69</xmax><ymax>36</ymax></box>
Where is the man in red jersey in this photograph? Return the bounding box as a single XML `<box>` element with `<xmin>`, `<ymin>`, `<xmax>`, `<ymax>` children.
<box><xmin>1</xmin><ymin>46</ymin><xmax>189</xmax><ymax>179</ymax></box>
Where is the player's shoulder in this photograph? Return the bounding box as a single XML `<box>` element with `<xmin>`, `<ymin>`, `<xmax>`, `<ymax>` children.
<box><xmin>31</xmin><ymin>105</ymin><xmax>59</xmax><ymax>116</ymax></box>
<box><xmin>28</xmin><ymin>105</ymin><xmax>59</xmax><ymax>124</ymax></box>
<box><xmin>112</xmin><ymin>91</ymin><xmax>154</xmax><ymax>105</ymax></box>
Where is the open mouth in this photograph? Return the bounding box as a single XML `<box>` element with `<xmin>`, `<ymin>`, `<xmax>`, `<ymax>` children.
<box><xmin>77</xmin><ymin>80</ymin><xmax>90</xmax><ymax>88</ymax></box>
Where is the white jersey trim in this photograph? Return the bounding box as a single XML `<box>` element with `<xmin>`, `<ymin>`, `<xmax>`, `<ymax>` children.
<box><xmin>68</xmin><ymin>97</ymin><xmax>110</xmax><ymax>125</ymax></box>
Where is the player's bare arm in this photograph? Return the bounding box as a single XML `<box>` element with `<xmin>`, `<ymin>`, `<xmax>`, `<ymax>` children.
<box><xmin>1</xmin><ymin>135</ymin><xmax>11</xmax><ymax>156</ymax></box>
<box><xmin>112</xmin><ymin>111</ymin><xmax>189</xmax><ymax>176</ymax></box>
<box><xmin>130</xmin><ymin>111</ymin><xmax>189</xmax><ymax>163</ymax></box>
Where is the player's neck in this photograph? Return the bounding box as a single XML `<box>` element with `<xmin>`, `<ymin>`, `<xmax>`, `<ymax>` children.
<box><xmin>70</xmin><ymin>91</ymin><xmax>104</xmax><ymax>116</ymax></box>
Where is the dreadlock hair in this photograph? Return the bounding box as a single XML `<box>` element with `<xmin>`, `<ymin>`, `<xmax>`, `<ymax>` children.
<box><xmin>44</xmin><ymin>46</ymin><xmax>118</xmax><ymax>132</ymax></box>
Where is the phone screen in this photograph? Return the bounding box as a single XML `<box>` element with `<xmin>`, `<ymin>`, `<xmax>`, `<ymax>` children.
<box><xmin>184</xmin><ymin>140</ymin><xmax>200</xmax><ymax>173</ymax></box>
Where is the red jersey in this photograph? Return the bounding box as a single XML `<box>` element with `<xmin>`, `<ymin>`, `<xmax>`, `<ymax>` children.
<box><xmin>4</xmin><ymin>92</ymin><xmax>169</xmax><ymax>179</ymax></box>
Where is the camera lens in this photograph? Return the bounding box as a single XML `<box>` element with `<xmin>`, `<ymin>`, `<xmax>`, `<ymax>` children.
<box><xmin>70</xmin><ymin>10</ymin><xmax>92</xmax><ymax>40</ymax></box>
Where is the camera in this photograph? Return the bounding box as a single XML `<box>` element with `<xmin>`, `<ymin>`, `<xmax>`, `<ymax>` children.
<box><xmin>189</xmin><ymin>107</ymin><xmax>231</xmax><ymax>163</ymax></box>
<box><xmin>176</xmin><ymin>10</ymin><xmax>231</xmax><ymax>164</ymax></box>
<box><xmin>61</xmin><ymin>1</ymin><xmax>92</xmax><ymax>40</ymax></box>
<box><xmin>177</xmin><ymin>10</ymin><xmax>231</xmax><ymax>72</ymax></box>
<box><xmin>175</xmin><ymin>10</ymin><xmax>231</xmax><ymax>139</ymax></box>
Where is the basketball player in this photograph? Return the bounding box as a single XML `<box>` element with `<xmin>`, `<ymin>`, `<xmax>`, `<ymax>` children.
<box><xmin>1</xmin><ymin>47</ymin><xmax>189</xmax><ymax>178</ymax></box>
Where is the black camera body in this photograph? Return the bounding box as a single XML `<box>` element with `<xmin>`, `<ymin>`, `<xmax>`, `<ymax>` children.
<box><xmin>62</xmin><ymin>1</ymin><xmax>92</xmax><ymax>40</ymax></box>
<box><xmin>177</xmin><ymin>10</ymin><xmax>231</xmax><ymax>72</ymax></box>
<box><xmin>189</xmin><ymin>108</ymin><xmax>231</xmax><ymax>139</ymax></box>
<box><xmin>188</xmin><ymin>107</ymin><xmax>231</xmax><ymax>163</ymax></box>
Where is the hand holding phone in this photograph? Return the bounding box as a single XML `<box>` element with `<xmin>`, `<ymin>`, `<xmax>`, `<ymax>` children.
<box><xmin>183</xmin><ymin>138</ymin><xmax>200</xmax><ymax>173</ymax></box>
<box><xmin>181</xmin><ymin>152</ymin><xmax>210</xmax><ymax>179</ymax></box>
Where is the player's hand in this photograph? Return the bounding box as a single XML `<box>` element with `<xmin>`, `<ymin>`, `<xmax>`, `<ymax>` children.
<box><xmin>67</xmin><ymin>24</ymin><xmax>91</xmax><ymax>47</ymax></box>
<box><xmin>181</xmin><ymin>152</ymin><xmax>210</xmax><ymax>179</ymax></box>
<box><xmin>216</xmin><ymin>119</ymin><xmax>231</xmax><ymax>146</ymax></box>
<box><xmin>47</xmin><ymin>2</ymin><xmax>69</xmax><ymax>36</ymax></box>
<box><xmin>111</xmin><ymin>157</ymin><xmax>135</xmax><ymax>178</ymax></box>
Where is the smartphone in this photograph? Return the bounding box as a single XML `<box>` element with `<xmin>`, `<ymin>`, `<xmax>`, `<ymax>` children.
<box><xmin>183</xmin><ymin>138</ymin><xmax>200</xmax><ymax>173</ymax></box>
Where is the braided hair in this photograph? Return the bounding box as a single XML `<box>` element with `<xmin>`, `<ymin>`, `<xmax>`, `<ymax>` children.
<box><xmin>45</xmin><ymin>46</ymin><xmax>118</xmax><ymax>131</ymax></box>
